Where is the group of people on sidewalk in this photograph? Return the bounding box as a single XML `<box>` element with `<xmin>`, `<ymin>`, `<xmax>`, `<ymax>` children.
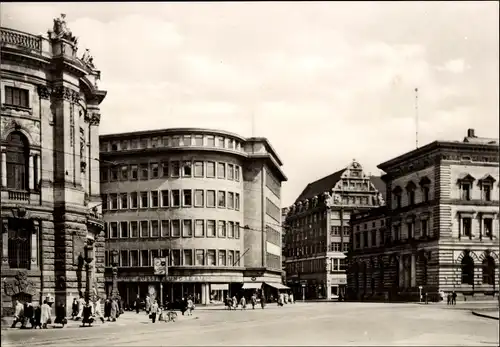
<box><xmin>225</xmin><ymin>292</ymin><xmax>295</xmax><ymax>310</ymax></box>
<box><xmin>10</xmin><ymin>294</ymin><xmax>126</xmax><ymax>330</ymax></box>
<box><xmin>11</xmin><ymin>299</ymin><xmax>57</xmax><ymax>329</ymax></box>
<box><xmin>134</xmin><ymin>295</ymin><xmax>195</xmax><ymax>323</ymax></box>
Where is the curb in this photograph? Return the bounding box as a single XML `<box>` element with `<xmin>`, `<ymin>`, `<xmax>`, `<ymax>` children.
<box><xmin>471</xmin><ymin>311</ymin><xmax>499</xmax><ymax>320</ymax></box>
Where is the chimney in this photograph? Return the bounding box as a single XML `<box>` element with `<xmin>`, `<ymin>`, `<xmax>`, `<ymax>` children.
<box><xmin>467</xmin><ymin>128</ymin><xmax>475</xmax><ymax>138</ymax></box>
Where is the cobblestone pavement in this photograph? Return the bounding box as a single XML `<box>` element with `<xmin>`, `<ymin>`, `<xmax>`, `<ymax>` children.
<box><xmin>2</xmin><ymin>302</ymin><xmax>499</xmax><ymax>346</ymax></box>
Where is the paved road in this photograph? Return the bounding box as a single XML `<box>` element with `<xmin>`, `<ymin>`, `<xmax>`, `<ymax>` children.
<box><xmin>2</xmin><ymin>302</ymin><xmax>499</xmax><ymax>346</ymax></box>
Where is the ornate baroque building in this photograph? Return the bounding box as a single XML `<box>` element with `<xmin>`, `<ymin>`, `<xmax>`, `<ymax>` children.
<box><xmin>99</xmin><ymin>129</ymin><xmax>287</xmax><ymax>305</ymax></box>
<box><xmin>284</xmin><ymin>160</ymin><xmax>385</xmax><ymax>300</ymax></box>
<box><xmin>348</xmin><ymin>129</ymin><xmax>499</xmax><ymax>301</ymax></box>
<box><xmin>0</xmin><ymin>16</ymin><xmax>107</xmax><ymax>316</ymax></box>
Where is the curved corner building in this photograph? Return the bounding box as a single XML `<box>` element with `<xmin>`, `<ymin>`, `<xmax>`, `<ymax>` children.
<box><xmin>1</xmin><ymin>17</ymin><xmax>107</xmax><ymax>317</ymax></box>
<box><xmin>100</xmin><ymin>129</ymin><xmax>287</xmax><ymax>305</ymax></box>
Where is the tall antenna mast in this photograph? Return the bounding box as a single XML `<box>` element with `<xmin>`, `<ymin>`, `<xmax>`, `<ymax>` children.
<box><xmin>415</xmin><ymin>87</ymin><xmax>419</xmax><ymax>149</ymax></box>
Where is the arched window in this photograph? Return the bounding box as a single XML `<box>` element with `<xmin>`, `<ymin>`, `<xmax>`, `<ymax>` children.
<box><xmin>461</xmin><ymin>254</ymin><xmax>474</xmax><ymax>285</ymax></box>
<box><xmin>6</xmin><ymin>131</ymin><xmax>29</xmax><ymax>190</ymax></box>
<box><xmin>482</xmin><ymin>256</ymin><xmax>496</xmax><ymax>285</ymax></box>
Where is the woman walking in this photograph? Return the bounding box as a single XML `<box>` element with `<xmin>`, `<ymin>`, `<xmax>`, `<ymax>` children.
<box><xmin>40</xmin><ymin>300</ymin><xmax>52</xmax><ymax>329</ymax></box>
<box><xmin>150</xmin><ymin>300</ymin><xmax>159</xmax><ymax>323</ymax></box>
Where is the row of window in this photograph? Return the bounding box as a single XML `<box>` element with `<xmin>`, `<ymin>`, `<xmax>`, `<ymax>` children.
<box><xmin>285</xmin><ymin>257</ymin><xmax>347</xmax><ymax>275</ymax></box>
<box><xmin>284</xmin><ymin>241</ymin><xmax>350</xmax><ymax>258</ymax></box>
<box><xmin>102</xmin><ymin>189</ymin><xmax>241</xmax><ymax>210</ymax></box>
<box><xmin>353</xmin><ymin>217</ymin><xmax>495</xmax><ymax>250</ymax></box>
<box><xmin>106</xmin><ymin>219</ymin><xmax>241</xmax><ymax>239</ymax></box>
<box><xmin>459</xmin><ymin>179</ymin><xmax>494</xmax><ymax>201</ymax></box>
<box><xmin>105</xmin><ymin>248</ymin><xmax>242</xmax><ymax>268</ymax></box>
<box><xmin>392</xmin><ymin>180</ymin><xmax>431</xmax><ymax>209</ymax></box>
<box><xmin>101</xmin><ymin>160</ymin><xmax>241</xmax><ymax>183</ymax></box>
<box><xmin>101</xmin><ymin>134</ymin><xmax>244</xmax><ymax>153</ymax></box>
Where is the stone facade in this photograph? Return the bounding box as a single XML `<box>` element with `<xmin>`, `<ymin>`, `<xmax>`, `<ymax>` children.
<box><xmin>99</xmin><ymin>130</ymin><xmax>287</xmax><ymax>305</ymax></box>
<box><xmin>284</xmin><ymin>160</ymin><xmax>385</xmax><ymax>300</ymax></box>
<box><xmin>348</xmin><ymin>129</ymin><xmax>499</xmax><ymax>302</ymax></box>
<box><xmin>0</xmin><ymin>17</ymin><xmax>107</xmax><ymax>317</ymax></box>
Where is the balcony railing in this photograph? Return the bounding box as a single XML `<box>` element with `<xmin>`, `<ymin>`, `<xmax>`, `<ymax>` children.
<box><xmin>8</xmin><ymin>190</ymin><xmax>30</xmax><ymax>201</ymax></box>
<box><xmin>1</xmin><ymin>27</ymin><xmax>42</xmax><ymax>52</ymax></box>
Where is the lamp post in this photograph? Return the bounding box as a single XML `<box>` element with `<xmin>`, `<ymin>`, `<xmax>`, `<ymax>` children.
<box><xmin>110</xmin><ymin>250</ymin><xmax>119</xmax><ymax>300</ymax></box>
<box><xmin>84</xmin><ymin>242</ymin><xmax>94</xmax><ymax>303</ymax></box>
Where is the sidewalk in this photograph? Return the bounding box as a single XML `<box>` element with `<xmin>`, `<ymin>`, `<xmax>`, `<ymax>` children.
<box><xmin>471</xmin><ymin>308</ymin><xmax>499</xmax><ymax>320</ymax></box>
<box><xmin>2</xmin><ymin>311</ymin><xmax>198</xmax><ymax>331</ymax></box>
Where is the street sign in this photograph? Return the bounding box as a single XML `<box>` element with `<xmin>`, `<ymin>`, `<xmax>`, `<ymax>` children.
<box><xmin>154</xmin><ymin>257</ymin><xmax>168</xmax><ymax>276</ymax></box>
<box><xmin>418</xmin><ymin>286</ymin><xmax>423</xmax><ymax>290</ymax></box>
<box><xmin>301</xmin><ymin>284</ymin><xmax>306</xmax><ymax>287</ymax></box>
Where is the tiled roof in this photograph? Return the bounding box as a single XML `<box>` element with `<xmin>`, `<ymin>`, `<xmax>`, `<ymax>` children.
<box><xmin>294</xmin><ymin>171</ymin><xmax>387</xmax><ymax>204</ymax></box>
<box><xmin>369</xmin><ymin>175</ymin><xmax>386</xmax><ymax>200</ymax></box>
<box><xmin>463</xmin><ymin>136</ymin><xmax>499</xmax><ymax>145</ymax></box>
<box><xmin>295</xmin><ymin>169</ymin><xmax>346</xmax><ymax>203</ymax></box>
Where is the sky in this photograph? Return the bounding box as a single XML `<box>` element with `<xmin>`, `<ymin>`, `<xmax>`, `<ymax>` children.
<box><xmin>1</xmin><ymin>2</ymin><xmax>499</xmax><ymax>207</ymax></box>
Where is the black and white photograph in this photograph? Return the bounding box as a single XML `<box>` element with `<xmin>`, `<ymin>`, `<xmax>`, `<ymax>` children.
<box><xmin>0</xmin><ymin>2</ymin><xmax>498</xmax><ymax>346</ymax></box>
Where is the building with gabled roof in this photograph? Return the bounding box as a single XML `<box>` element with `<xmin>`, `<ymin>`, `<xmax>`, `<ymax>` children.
<box><xmin>347</xmin><ymin>128</ymin><xmax>499</xmax><ymax>302</ymax></box>
<box><xmin>283</xmin><ymin>159</ymin><xmax>385</xmax><ymax>300</ymax></box>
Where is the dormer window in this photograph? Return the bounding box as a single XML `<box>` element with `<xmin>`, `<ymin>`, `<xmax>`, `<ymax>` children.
<box><xmin>479</xmin><ymin>174</ymin><xmax>496</xmax><ymax>202</ymax></box>
<box><xmin>419</xmin><ymin>177</ymin><xmax>431</xmax><ymax>202</ymax></box>
<box><xmin>457</xmin><ymin>174</ymin><xmax>475</xmax><ymax>201</ymax></box>
<box><xmin>406</xmin><ymin>181</ymin><xmax>416</xmax><ymax>205</ymax></box>
<box><xmin>392</xmin><ymin>186</ymin><xmax>402</xmax><ymax>209</ymax></box>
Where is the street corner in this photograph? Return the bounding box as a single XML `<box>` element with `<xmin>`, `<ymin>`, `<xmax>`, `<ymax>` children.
<box><xmin>472</xmin><ymin>309</ymin><xmax>500</xmax><ymax>321</ymax></box>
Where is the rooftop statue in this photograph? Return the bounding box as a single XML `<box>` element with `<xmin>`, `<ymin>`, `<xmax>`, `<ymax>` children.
<box><xmin>48</xmin><ymin>13</ymin><xmax>78</xmax><ymax>45</ymax></box>
<box><xmin>81</xmin><ymin>48</ymin><xmax>95</xmax><ymax>69</ymax></box>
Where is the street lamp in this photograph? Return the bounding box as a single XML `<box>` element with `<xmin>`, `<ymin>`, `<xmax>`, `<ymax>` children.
<box><xmin>110</xmin><ymin>250</ymin><xmax>119</xmax><ymax>300</ymax></box>
<box><xmin>84</xmin><ymin>242</ymin><xmax>94</xmax><ymax>303</ymax></box>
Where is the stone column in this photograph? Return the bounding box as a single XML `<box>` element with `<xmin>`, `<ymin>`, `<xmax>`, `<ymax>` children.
<box><xmin>31</xmin><ymin>220</ymin><xmax>39</xmax><ymax>269</ymax></box>
<box><xmin>0</xmin><ymin>149</ymin><xmax>6</xmax><ymax>187</ymax></box>
<box><xmin>201</xmin><ymin>283</ymin><xmax>207</xmax><ymax>304</ymax></box>
<box><xmin>411</xmin><ymin>254</ymin><xmax>416</xmax><ymax>288</ymax></box>
<box><xmin>398</xmin><ymin>256</ymin><xmax>404</xmax><ymax>288</ymax></box>
<box><xmin>28</xmin><ymin>154</ymin><xmax>34</xmax><ymax>190</ymax></box>
<box><xmin>2</xmin><ymin>219</ymin><xmax>9</xmax><ymax>268</ymax></box>
<box><xmin>36</xmin><ymin>155</ymin><xmax>41</xmax><ymax>190</ymax></box>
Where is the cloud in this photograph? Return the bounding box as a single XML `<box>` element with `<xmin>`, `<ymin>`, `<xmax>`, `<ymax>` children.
<box><xmin>1</xmin><ymin>2</ymin><xmax>498</xmax><ymax>207</ymax></box>
<box><xmin>436</xmin><ymin>59</ymin><xmax>468</xmax><ymax>74</ymax></box>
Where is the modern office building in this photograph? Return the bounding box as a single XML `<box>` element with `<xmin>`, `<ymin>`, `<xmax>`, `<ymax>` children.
<box><xmin>0</xmin><ymin>16</ymin><xmax>107</xmax><ymax>317</ymax></box>
<box><xmin>283</xmin><ymin>160</ymin><xmax>385</xmax><ymax>300</ymax></box>
<box><xmin>99</xmin><ymin>129</ymin><xmax>287</xmax><ymax>305</ymax></box>
<box><xmin>348</xmin><ymin>129</ymin><xmax>499</xmax><ymax>301</ymax></box>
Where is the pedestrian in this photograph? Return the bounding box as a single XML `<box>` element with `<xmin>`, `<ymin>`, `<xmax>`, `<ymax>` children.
<box><xmin>110</xmin><ymin>299</ymin><xmax>119</xmax><ymax>322</ymax></box>
<box><xmin>32</xmin><ymin>305</ymin><xmax>42</xmax><ymax>329</ymax></box>
<box><xmin>232</xmin><ymin>296</ymin><xmax>237</xmax><ymax>310</ymax></box>
<box><xmin>134</xmin><ymin>295</ymin><xmax>141</xmax><ymax>314</ymax></box>
<box><xmin>82</xmin><ymin>301</ymin><xmax>94</xmax><ymax>327</ymax></box>
<box><xmin>150</xmin><ymin>300</ymin><xmax>159</xmax><ymax>323</ymax></box>
<box><xmin>187</xmin><ymin>296</ymin><xmax>194</xmax><ymax>316</ymax></box>
<box><xmin>94</xmin><ymin>298</ymin><xmax>105</xmax><ymax>323</ymax></box>
<box><xmin>447</xmin><ymin>293</ymin><xmax>451</xmax><ymax>305</ymax></box>
<box><xmin>290</xmin><ymin>293</ymin><xmax>294</xmax><ymax>304</ymax></box>
<box><xmin>40</xmin><ymin>300</ymin><xmax>52</xmax><ymax>329</ymax></box>
<box><xmin>75</xmin><ymin>295</ymin><xmax>85</xmax><ymax>321</ymax></box>
<box><xmin>25</xmin><ymin>302</ymin><xmax>35</xmax><ymax>328</ymax></box>
<box><xmin>104</xmin><ymin>298</ymin><xmax>112</xmax><ymax>321</ymax></box>
<box><xmin>11</xmin><ymin>300</ymin><xmax>24</xmax><ymax>328</ymax></box>
<box><xmin>71</xmin><ymin>298</ymin><xmax>78</xmax><ymax>319</ymax></box>
<box><xmin>145</xmin><ymin>295</ymin><xmax>151</xmax><ymax>315</ymax></box>
<box><xmin>260</xmin><ymin>295</ymin><xmax>266</xmax><ymax>309</ymax></box>
<box><xmin>251</xmin><ymin>294</ymin><xmax>257</xmax><ymax>309</ymax></box>
<box><xmin>278</xmin><ymin>293</ymin><xmax>284</xmax><ymax>307</ymax></box>
<box><xmin>452</xmin><ymin>291</ymin><xmax>457</xmax><ymax>305</ymax></box>
<box><xmin>54</xmin><ymin>302</ymin><xmax>68</xmax><ymax>327</ymax></box>
<box><xmin>240</xmin><ymin>296</ymin><xmax>246</xmax><ymax>310</ymax></box>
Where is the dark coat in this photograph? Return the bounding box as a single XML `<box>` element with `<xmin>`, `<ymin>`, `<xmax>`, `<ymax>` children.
<box><xmin>104</xmin><ymin>300</ymin><xmax>112</xmax><ymax>318</ymax></box>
